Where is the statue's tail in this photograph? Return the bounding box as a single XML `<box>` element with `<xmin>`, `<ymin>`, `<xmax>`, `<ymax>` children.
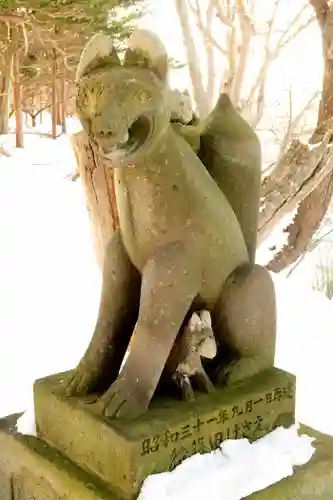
<box><xmin>198</xmin><ymin>93</ymin><xmax>262</xmax><ymax>263</ymax></box>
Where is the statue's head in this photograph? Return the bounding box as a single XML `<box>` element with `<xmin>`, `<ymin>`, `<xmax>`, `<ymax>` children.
<box><xmin>75</xmin><ymin>29</ymin><xmax>170</xmax><ymax>166</ymax></box>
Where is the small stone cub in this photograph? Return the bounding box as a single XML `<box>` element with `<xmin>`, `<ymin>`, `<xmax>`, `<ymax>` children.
<box><xmin>165</xmin><ymin>310</ymin><xmax>217</xmax><ymax>401</ymax></box>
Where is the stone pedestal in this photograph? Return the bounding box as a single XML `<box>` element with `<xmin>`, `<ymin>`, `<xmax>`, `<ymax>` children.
<box><xmin>2</xmin><ymin>424</ymin><xmax>333</xmax><ymax>500</ymax></box>
<box><xmin>0</xmin><ymin>432</ymin><xmax>117</xmax><ymax>500</ymax></box>
<box><xmin>248</xmin><ymin>426</ymin><xmax>333</xmax><ymax>500</ymax></box>
<box><xmin>34</xmin><ymin>367</ymin><xmax>294</xmax><ymax>499</ymax></box>
<box><xmin>0</xmin><ymin>366</ymin><xmax>310</xmax><ymax>500</ymax></box>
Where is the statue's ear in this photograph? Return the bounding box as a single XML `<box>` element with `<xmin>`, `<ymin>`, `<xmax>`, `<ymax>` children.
<box><xmin>199</xmin><ymin>310</ymin><xmax>212</xmax><ymax>328</ymax></box>
<box><xmin>124</xmin><ymin>29</ymin><xmax>168</xmax><ymax>81</ymax></box>
<box><xmin>188</xmin><ymin>312</ymin><xmax>201</xmax><ymax>332</ymax></box>
<box><xmin>76</xmin><ymin>33</ymin><xmax>121</xmax><ymax>82</ymax></box>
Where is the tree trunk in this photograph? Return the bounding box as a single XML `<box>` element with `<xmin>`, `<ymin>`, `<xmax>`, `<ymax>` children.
<box><xmin>39</xmin><ymin>91</ymin><xmax>43</xmax><ymax>124</ymax></box>
<box><xmin>70</xmin><ymin>131</ymin><xmax>119</xmax><ymax>269</ymax></box>
<box><xmin>12</xmin><ymin>25</ymin><xmax>23</xmax><ymax>148</ymax></box>
<box><xmin>60</xmin><ymin>63</ymin><xmax>67</xmax><ymax>135</ymax></box>
<box><xmin>174</xmin><ymin>0</ymin><xmax>210</xmax><ymax>117</ymax></box>
<box><xmin>310</xmin><ymin>0</ymin><xmax>333</xmax><ymax>140</ymax></box>
<box><xmin>51</xmin><ymin>48</ymin><xmax>57</xmax><ymax>140</ymax></box>
<box><xmin>0</xmin><ymin>35</ymin><xmax>13</xmax><ymax>135</ymax></box>
<box><xmin>56</xmin><ymin>85</ymin><xmax>62</xmax><ymax>126</ymax></box>
<box><xmin>0</xmin><ymin>73</ymin><xmax>10</xmax><ymax>134</ymax></box>
<box><xmin>265</xmin><ymin>0</ymin><xmax>333</xmax><ymax>271</ymax></box>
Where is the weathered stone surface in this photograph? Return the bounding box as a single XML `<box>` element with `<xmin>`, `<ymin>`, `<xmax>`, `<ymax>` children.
<box><xmin>248</xmin><ymin>425</ymin><xmax>333</xmax><ymax>499</ymax></box>
<box><xmin>34</xmin><ymin>367</ymin><xmax>295</xmax><ymax>499</ymax></box>
<box><xmin>0</xmin><ymin>431</ymin><xmax>119</xmax><ymax>499</ymax></box>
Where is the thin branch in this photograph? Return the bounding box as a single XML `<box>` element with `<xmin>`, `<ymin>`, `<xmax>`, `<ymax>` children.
<box><xmin>212</xmin><ymin>0</ymin><xmax>233</xmax><ymax>27</ymax></box>
<box><xmin>175</xmin><ymin>0</ymin><xmax>209</xmax><ymax>117</ymax></box>
<box><xmin>279</xmin><ymin>85</ymin><xmax>294</xmax><ymax>158</ymax></box>
<box><xmin>250</xmin><ymin>77</ymin><xmax>266</xmax><ymax>127</ymax></box>
<box><xmin>206</xmin><ymin>1</ymin><xmax>216</xmax><ymax>106</ymax></box>
<box><xmin>189</xmin><ymin>0</ymin><xmax>228</xmax><ymax>56</ymax></box>
<box><xmin>279</xmin><ymin>89</ymin><xmax>320</xmax><ymax>157</ymax></box>
<box><xmin>230</xmin><ymin>0</ymin><xmax>254</xmax><ymax>103</ymax></box>
<box><xmin>245</xmin><ymin>1</ymin><xmax>280</xmax><ymax>105</ymax></box>
<box><xmin>246</xmin><ymin>5</ymin><xmax>315</xmax><ymax>106</ymax></box>
<box><xmin>222</xmin><ymin>7</ymin><xmax>237</xmax><ymax>94</ymax></box>
<box><xmin>277</xmin><ymin>15</ymin><xmax>316</xmax><ymax>52</ymax></box>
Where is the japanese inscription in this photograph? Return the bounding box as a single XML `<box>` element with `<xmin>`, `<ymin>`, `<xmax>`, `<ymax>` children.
<box><xmin>139</xmin><ymin>380</ymin><xmax>295</xmax><ymax>470</ymax></box>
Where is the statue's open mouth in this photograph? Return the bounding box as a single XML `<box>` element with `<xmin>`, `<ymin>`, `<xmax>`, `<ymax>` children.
<box><xmin>99</xmin><ymin>115</ymin><xmax>152</xmax><ymax>164</ymax></box>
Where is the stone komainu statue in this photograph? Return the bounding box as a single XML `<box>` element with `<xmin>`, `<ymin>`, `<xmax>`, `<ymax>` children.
<box><xmin>66</xmin><ymin>29</ymin><xmax>276</xmax><ymax>419</ymax></box>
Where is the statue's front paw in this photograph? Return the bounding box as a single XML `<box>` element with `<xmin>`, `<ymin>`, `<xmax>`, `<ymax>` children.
<box><xmin>66</xmin><ymin>359</ymin><xmax>100</xmax><ymax>397</ymax></box>
<box><xmin>98</xmin><ymin>377</ymin><xmax>148</xmax><ymax>420</ymax></box>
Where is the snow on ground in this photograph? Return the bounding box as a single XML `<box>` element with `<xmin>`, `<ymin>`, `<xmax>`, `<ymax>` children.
<box><xmin>138</xmin><ymin>424</ymin><xmax>315</xmax><ymax>500</ymax></box>
<box><xmin>0</xmin><ymin>125</ymin><xmax>332</xmax><ymax>498</ymax></box>
<box><xmin>0</xmin><ymin>122</ymin><xmax>101</xmax><ymax>417</ymax></box>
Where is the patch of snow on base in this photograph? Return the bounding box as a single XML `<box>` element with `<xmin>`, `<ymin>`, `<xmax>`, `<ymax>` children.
<box><xmin>138</xmin><ymin>424</ymin><xmax>315</xmax><ymax>500</ymax></box>
<box><xmin>17</xmin><ymin>407</ymin><xmax>36</xmax><ymax>436</ymax></box>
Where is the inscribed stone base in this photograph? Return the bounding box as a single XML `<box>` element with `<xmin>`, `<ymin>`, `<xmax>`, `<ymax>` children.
<box><xmin>34</xmin><ymin>367</ymin><xmax>295</xmax><ymax>500</ymax></box>
<box><xmin>0</xmin><ymin>431</ymin><xmax>119</xmax><ymax>499</ymax></box>
<box><xmin>248</xmin><ymin>425</ymin><xmax>333</xmax><ymax>499</ymax></box>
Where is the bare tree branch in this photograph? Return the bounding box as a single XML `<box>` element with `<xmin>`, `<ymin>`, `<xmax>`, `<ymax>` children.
<box><xmin>240</xmin><ymin>4</ymin><xmax>315</xmax><ymax>124</ymax></box>
<box><xmin>259</xmin><ymin>134</ymin><xmax>333</xmax><ymax>242</ymax></box>
<box><xmin>278</xmin><ymin>89</ymin><xmax>320</xmax><ymax>157</ymax></box>
<box><xmin>206</xmin><ymin>2</ymin><xmax>216</xmax><ymax>107</ymax></box>
<box><xmin>212</xmin><ymin>0</ymin><xmax>233</xmax><ymax>26</ymax></box>
<box><xmin>230</xmin><ymin>0</ymin><xmax>254</xmax><ymax>103</ymax></box>
<box><xmin>189</xmin><ymin>0</ymin><xmax>228</xmax><ymax>56</ymax></box>
<box><xmin>175</xmin><ymin>0</ymin><xmax>210</xmax><ymax>116</ymax></box>
<box><xmin>277</xmin><ymin>14</ymin><xmax>316</xmax><ymax>52</ymax></box>
<box><xmin>266</xmin><ymin>170</ymin><xmax>333</xmax><ymax>272</ymax></box>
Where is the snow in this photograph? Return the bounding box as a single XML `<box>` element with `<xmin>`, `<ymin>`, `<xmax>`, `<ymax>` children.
<box><xmin>0</xmin><ymin>120</ymin><xmax>331</xmax><ymax>497</ymax></box>
<box><xmin>138</xmin><ymin>424</ymin><xmax>315</xmax><ymax>500</ymax></box>
<box><xmin>0</xmin><ymin>121</ymin><xmax>101</xmax><ymax>419</ymax></box>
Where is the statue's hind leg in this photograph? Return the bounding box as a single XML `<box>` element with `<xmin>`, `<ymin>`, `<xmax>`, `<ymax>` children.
<box><xmin>212</xmin><ymin>263</ymin><xmax>276</xmax><ymax>385</ymax></box>
<box><xmin>66</xmin><ymin>229</ymin><xmax>141</xmax><ymax>397</ymax></box>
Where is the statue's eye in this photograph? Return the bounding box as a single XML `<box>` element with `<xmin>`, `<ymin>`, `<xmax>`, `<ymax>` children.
<box><xmin>98</xmin><ymin>130</ymin><xmax>113</xmax><ymax>138</ymax></box>
<box><xmin>138</xmin><ymin>90</ymin><xmax>152</xmax><ymax>102</ymax></box>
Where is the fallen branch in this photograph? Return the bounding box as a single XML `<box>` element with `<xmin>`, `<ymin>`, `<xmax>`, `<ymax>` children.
<box><xmin>259</xmin><ymin>132</ymin><xmax>333</xmax><ymax>242</ymax></box>
<box><xmin>266</xmin><ymin>170</ymin><xmax>333</xmax><ymax>272</ymax></box>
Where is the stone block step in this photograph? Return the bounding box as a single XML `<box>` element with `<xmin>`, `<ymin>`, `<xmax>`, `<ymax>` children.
<box><xmin>34</xmin><ymin>367</ymin><xmax>295</xmax><ymax>499</ymax></box>
<box><xmin>0</xmin><ymin>431</ymin><xmax>119</xmax><ymax>499</ymax></box>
